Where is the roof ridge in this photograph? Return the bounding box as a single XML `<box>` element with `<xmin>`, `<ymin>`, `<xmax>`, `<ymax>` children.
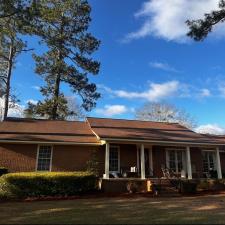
<box><xmin>4</xmin><ymin>117</ymin><xmax>85</xmax><ymax>123</ymax></box>
<box><xmin>86</xmin><ymin>116</ymin><xmax>181</xmax><ymax>125</ymax></box>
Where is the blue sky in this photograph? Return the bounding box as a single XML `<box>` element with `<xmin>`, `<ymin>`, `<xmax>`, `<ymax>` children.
<box><xmin>9</xmin><ymin>0</ymin><xmax>225</xmax><ymax>133</ymax></box>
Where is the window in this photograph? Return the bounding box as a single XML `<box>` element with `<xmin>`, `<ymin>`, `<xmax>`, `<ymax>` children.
<box><xmin>167</xmin><ymin>150</ymin><xmax>185</xmax><ymax>173</ymax></box>
<box><xmin>109</xmin><ymin>146</ymin><xmax>120</xmax><ymax>172</ymax></box>
<box><xmin>203</xmin><ymin>151</ymin><xmax>215</xmax><ymax>173</ymax></box>
<box><xmin>37</xmin><ymin>145</ymin><xmax>53</xmax><ymax>171</ymax></box>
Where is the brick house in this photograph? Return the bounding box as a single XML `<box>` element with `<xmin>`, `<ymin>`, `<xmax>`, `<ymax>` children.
<box><xmin>0</xmin><ymin>117</ymin><xmax>225</xmax><ymax>180</ymax></box>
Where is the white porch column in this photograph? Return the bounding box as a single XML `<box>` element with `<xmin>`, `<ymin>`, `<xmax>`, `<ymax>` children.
<box><xmin>186</xmin><ymin>146</ymin><xmax>192</xmax><ymax>179</ymax></box>
<box><xmin>104</xmin><ymin>142</ymin><xmax>110</xmax><ymax>179</ymax></box>
<box><xmin>216</xmin><ymin>147</ymin><xmax>222</xmax><ymax>179</ymax></box>
<box><xmin>140</xmin><ymin>144</ymin><xmax>145</xmax><ymax>179</ymax></box>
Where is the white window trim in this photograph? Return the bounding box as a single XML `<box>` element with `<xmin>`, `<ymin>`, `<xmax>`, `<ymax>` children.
<box><xmin>109</xmin><ymin>145</ymin><xmax>120</xmax><ymax>173</ymax></box>
<box><xmin>202</xmin><ymin>150</ymin><xmax>216</xmax><ymax>173</ymax></box>
<box><xmin>166</xmin><ymin>148</ymin><xmax>186</xmax><ymax>173</ymax></box>
<box><xmin>36</xmin><ymin>144</ymin><xmax>53</xmax><ymax>172</ymax></box>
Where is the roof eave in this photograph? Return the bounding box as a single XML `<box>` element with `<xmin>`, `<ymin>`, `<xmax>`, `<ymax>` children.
<box><xmin>0</xmin><ymin>139</ymin><xmax>103</xmax><ymax>146</ymax></box>
<box><xmin>100</xmin><ymin>137</ymin><xmax>223</xmax><ymax>147</ymax></box>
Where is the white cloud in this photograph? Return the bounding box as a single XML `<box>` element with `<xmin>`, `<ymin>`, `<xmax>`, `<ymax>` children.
<box><xmin>195</xmin><ymin>124</ymin><xmax>225</xmax><ymax>135</ymax></box>
<box><xmin>95</xmin><ymin>105</ymin><xmax>128</xmax><ymax>117</ymax></box>
<box><xmin>0</xmin><ymin>97</ymin><xmax>24</xmax><ymax>120</ymax></box>
<box><xmin>26</xmin><ymin>99</ymin><xmax>38</xmax><ymax>105</ymax></box>
<box><xmin>199</xmin><ymin>88</ymin><xmax>211</xmax><ymax>97</ymax></box>
<box><xmin>219</xmin><ymin>84</ymin><xmax>225</xmax><ymax>97</ymax></box>
<box><xmin>31</xmin><ymin>86</ymin><xmax>40</xmax><ymax>90</ymax></box>
<box><xmin>149</xmin><ymin>61</ymin><xmax>180</xmax><ymax>73</ymax></box>
<box><xmin>124</xmin><ymin>0</ymin><xmax>224</xmax><ymax>43</ymax></box>
<box><xmin>101</xmin><ymin>81</ymin><xmax>180</xmax><ymax>102</ymax></box>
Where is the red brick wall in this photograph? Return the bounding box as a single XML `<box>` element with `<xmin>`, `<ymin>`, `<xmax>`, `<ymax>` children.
<box><xmin>190</xmin><ymin>147</ymin><xmax>203</xmax><ymax>178</ymax></box>
<box><xmin>99</xmin><ymin>144</ymin><xmax>138</xmax><ymax>175</ymax></box>
<box><xmin>51</xmin><ymin>145</ymin><xmax>99</xmax><ymax>172</ymax></box>
<box><xmin>0</xmin><ymin>142</ymin><xmax>218</xmax><ymax>178</ymax></box>
<box><xmin>152</xmin><ymin>146</ymin><xmax>166</xmax><ymax>178</ymax></box>
<box><xmin>0</xmin><ymin>144</ymin><xmax>37</xmax><ymax>172</ymax></box>
<box><xmin>119</xmin><ymin>144</ymin><xmax>137</xmax><ymax>172</ymax></box>
<box><xmin>0</xmin><ymin>143</ymin><xmax>101</xmax><ymax>173</ymax></box>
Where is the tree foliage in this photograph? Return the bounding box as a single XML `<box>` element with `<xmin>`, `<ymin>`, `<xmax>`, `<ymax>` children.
<box><xmin>0</xmin><ymin>0</ymin><xmax>39</xmax><ymax>28</ymax></box>
<box><xmin>135</xmin><ymin>102</ymin><xmax>196</xmax><ymax>129</ymax></box>
<box><xmin>27</xmin><ymin>0</ymin><xmax>100</xmax><ymax>120</ymax></box>
<box><xmin>0</xmin><ymin>0</ymin><xmax>32</xmax><ymax>120</ymax></box>
<box><xmin>24</xmin><ymin>96</ymin><xmax>85</xmax><ymax>121</ymax></box>
<box><xmin>186</xmin><ymin>0</ymin><xmax>225</xmax><ymax>41</ymax></box>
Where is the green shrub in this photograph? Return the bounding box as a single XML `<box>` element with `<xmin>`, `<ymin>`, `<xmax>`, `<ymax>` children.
<box><xmin>197</xmin><ymin>179</ymin><xmax>225</xmax><ymax>191</ymax></box>
<box><xmin>0</xmin><ymin>167</ymin><xmax>8</xmax><ymax>176</ymax></box>
<box><xmin>197</xmin><ymin>180</ymin><xmax>209</xmax><ymax>191</ymax></box>
<box><xmin>180</xmin><ymin>181</ymin><xmax>197</xmax><ymax>194</ymax></box>
<box><xmin>0</xmin><ymin>172</ymin><xmax>98</xmax><ymax>199</ymax></box>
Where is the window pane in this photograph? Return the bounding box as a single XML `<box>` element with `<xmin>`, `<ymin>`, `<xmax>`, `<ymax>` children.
<box><xmin>203</xmin><ymin>152</ymin><xmax>215</xmax><ymax>172</ymax></box>
<box><xmin>109</xmin><ymin>147</ymin><xmax>119</xmax><ymax>172</ymax></box>
<box><xmin>37</xmin><ymin>146</ymin><xmax>52</xmax><ymax>171</ymax></box>
<box><xmin>168</xmin><ymin>150</ymin><xmax>184</xmax><ymax>173</ymax></box>
<box><xmin>169</xmin><ymin>151</ymin><xmax>176</xmax><ymax>172</ymax></box>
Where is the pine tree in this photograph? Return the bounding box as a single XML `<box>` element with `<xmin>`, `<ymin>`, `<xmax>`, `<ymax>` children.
<box><xmin>186</xmin><ymin>0</ymin><xmax>225</xmax><ymax>41</ymax></box>
<box><xmin>0</xmin><ymin>15</ymin><xmax>27</xmax><ymax>120</ymax></box>
<box><xmin>0</xmin><ymin>0</ymin><xmax>38</xmax><ymax>120</ymax></box>
<box><xmin>29</xmin><ymin>0</ymin><xmax>100</xmax><ymax>120</ymax></box>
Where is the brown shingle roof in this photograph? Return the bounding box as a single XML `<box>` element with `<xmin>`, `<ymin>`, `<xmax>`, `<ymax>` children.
<box><xmin>87</xmin><ymin>117</ymin><xmax>224</xmax><ymax>145</ymax></box>
<box><xmin>0</xmin><ymin>118</ymin><xmax>100</xmax><ymax>144</ymax></box>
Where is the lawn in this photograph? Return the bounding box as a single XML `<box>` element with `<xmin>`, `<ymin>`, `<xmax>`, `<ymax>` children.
<box><xmin>1</xmin><ymin>194</ymin><xmax>225</xmax><ymax>224</ymax></box>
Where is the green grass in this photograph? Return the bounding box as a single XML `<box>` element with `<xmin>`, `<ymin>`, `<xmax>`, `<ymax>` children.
<box><xmin>1</xmin><ymin>194</ymin><xmax>225</xmax><ymax>224</ymax></box>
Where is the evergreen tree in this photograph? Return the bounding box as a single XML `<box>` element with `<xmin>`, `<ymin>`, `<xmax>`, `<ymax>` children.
<box><xmin>186</xmin><ymin>0</ymin><xmax>225</xmax><ymax>41</ymax></box>
<box><xmin>29</xmin><ymin>0</ymin><xmax>100</xmax><ymax>120</ymax></box>
<box><xmin>0</xmin><ymin>14</ymin><xmax>27</xmax><ymax>120</ymax></box>
<box><xmin>0</xmin><ymin>0</ymin><xmax>38</xmax><ymax>120</ymax></box>
<box><xmin>0</xmin><ymin>0</ymin><xmax>39</xmax><ymax>21</ymax></box>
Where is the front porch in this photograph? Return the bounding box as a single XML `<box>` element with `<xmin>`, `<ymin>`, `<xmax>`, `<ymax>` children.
<box><xmin>102</xmin><ymin>142</ymin><xmax>223</xmax><ymax>180</ymax></box>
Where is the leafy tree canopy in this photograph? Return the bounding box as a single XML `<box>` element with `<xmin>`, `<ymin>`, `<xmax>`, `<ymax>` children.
<box><xmin>187</xmin><ymin>0</ymin><xmax>225</xmax><ymax>41</ymax></box>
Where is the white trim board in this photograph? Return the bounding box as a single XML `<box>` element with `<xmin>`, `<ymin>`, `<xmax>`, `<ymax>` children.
<box><xmin>0</xmin><ymin>140</ymin><xmax>102</xmax><ymax>146</ymax></box>
<box><xmin>103</xmin><ymin>138</ymin><xmax>222</xmax><ymax>147</ymax></box>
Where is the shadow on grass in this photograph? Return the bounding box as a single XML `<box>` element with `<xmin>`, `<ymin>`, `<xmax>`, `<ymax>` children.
<box><xmin>0</xmin><ymin>194</ymin><xmax>225</xmax><ymax>224</ymax></box>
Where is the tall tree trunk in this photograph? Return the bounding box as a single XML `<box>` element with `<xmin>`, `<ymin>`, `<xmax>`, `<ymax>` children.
<box><xmin>3</xmin><ymin>45</ymin><xmax>13</xmax><ymax>120</ymax></box>
<box><xmin>52</xmin><ymin>70</ymin><xmax>61</xmax><ymax>120</ymax></box>
<box><xmin>52</xmin><ymin>19</ymin><xmax>64</xmax><ymax>120</ymax></box>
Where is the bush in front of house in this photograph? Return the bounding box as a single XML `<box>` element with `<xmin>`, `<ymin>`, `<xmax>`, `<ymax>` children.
<box><xmin>179</xmin><ymin>180</ymin><xmax>197</xmax><ymax>194</ymax></box>
<box><xmin>197</xmin><ymin>179</ymin><xmax>225</xmax><ymax>191</ymax></box>
<box><xmin>0</xmin><ymin>172</ymin><xmax>98</xmax><ymax>199</ymax></box>
<box><xmin>0</xmin><ymin>167</ymin><xmax>8</xmax><ymax>176</ymax></box>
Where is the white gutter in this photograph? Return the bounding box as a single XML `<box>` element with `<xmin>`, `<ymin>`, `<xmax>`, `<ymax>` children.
<box><xmin>101</xmin><ymin>138</ymin><xmax>223</xmax><ymax>147</ymax></box>
<box><xmin>0</xmin><ymin>140</ymin><xmax>103</xmax><ymax>146</ymax></box>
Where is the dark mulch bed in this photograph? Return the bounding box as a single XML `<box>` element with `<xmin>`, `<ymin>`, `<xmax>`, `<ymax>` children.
<box><xmin>1</xmin><ymin>190</ymin><xmax>225</xmax><ymax>203</ymax></box>
<box><xmin>15</xmin><ymin>190</ymin><xmax>225</xmax><ymax>202</ymax></box>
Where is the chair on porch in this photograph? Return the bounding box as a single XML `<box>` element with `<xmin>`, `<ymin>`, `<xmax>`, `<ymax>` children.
<box><xmin>120</xmin><ymin>166</ymin><xmax>138</xmax><ymax>178</ymax></box>
<box><xmin>161</xmin><ymin>165</ymin><xmax>181</xmax><ymax>190</ymax></box>
<box><xmin>161</xmin><ymin>166</ymin><xmax>177</xmax><ymax>179</ymax></box>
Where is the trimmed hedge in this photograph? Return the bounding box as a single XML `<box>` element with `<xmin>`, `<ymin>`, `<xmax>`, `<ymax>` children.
<box><xmin>0</xmin><ymin>167</ymin><xmax>8</xmax><ymax>176</ymax></box>
<box><xmin>180</xmin><ymin>180</ymin><xmax>197</xmax><ymax>194</ymax></box>
<box><xmin>0</xmin><ymin>172</ymin><xmax>98</xmax><ymax>199</ymax></box>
